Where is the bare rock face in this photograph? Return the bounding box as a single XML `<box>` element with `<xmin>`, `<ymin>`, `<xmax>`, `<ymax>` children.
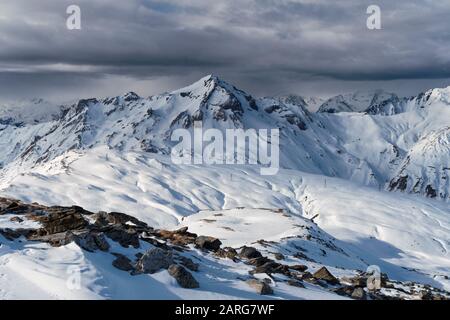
<box><xmin>195</xmin><ymin>236</ymin><xmax>222</xmax><ymax>251</ymax></box>
<box><xmin>246</xmin><ymin>279</ymin><xmax>273</xmax><ymax>295</ymax></box>
<box><xmin>134</xmin><ymin>248</ymin><xmax>173</xmax><ymax>274</ymax></box>
<box><xmin>168</xmin><ymin>264</ymin><xmax>200</xmax><ymax>289</ymax></box>
<box><xmin>313</xmin><ymin>267</ymin><xmax>339</xmax><ymax>285</ymax></box>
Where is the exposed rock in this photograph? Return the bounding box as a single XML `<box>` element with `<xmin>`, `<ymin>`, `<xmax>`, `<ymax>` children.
<box><xmin>112</xmin><ymin>253</ymin><xmax>134</xmax><ymax>272</ymax></box>
<box><xmin>215</xmin><ymin>247</ymin><xmax>238</xmax><ymax>260</ymax></box>
<box><xmin>1</xmin><ymin>198</ymin><xmax>40</xmax><ymax>215</ymax></box>
<box><xmin>332</xmin><ymin>286</ymin><xmax>354</xmax><ymax>297</ymax></box>
<box><xmin>417</xmin><ymin>290</ymin><xmax>433</xmax><ymax>300</ymax></box>
<box><xmin>134</xmin><ymin>248</ymin><xmax>173</xmax><ymax>274</ymax></box>
<box><xmin>168</xmin><ymin>264</ymin><xmax>199</xmax><ymax>289</ymax></box>
<box><xmin>0</xmin><ymin>228</ymin><xmax>33</xmax><ymax>241</ymax></box>
<box><xmin>274</xmin><ymin>253</ymin><xmax>285</xmax><ymax>260</ymax></box>
<box><xmin>247</xmin><ymin>256</ymin><xmax>272</xmax><ymax>267</ymax></box>
<box><xmin>9</xmin><ymin>216</ymin><xmax>24</xmax><ymax>223</ymax></box>
<box><xmin>252</xmin><ymin>261</ymin><xmax>289</xmax><ymax>275</ymax></box>
<box><xmin>351</xmin><ymin>287</ymin><xmax>367</xmax><ymax>300</ymax></box>
<box><xmin>289</xmin><ymin>265</ymin><xmax>308</xmax><ymax>272</ymax></box>
<box><xmin>94</xmin><ymin>211</ymin><xmax>148</xmax><ymax>228</ymax></box>
<box><xmin>176</xmin><ymin>256</ymin><xmax>199</xmax><ymax>272</ymax></box>
<box><xmin>154</xmin><ymin>227</ymin><xmax>197</xmax><ymax>247</ymax></box>
<box><xmin>340</xmin><ymin>275</ymin><xmax>367</xmax><ymax>287</ymax></box>
<box><xmin>27</xmin><ymin>231</ymin><xmax>75</xmax><ymax>247</ymax></box>
<box><xmin>74</xmin><ymin>232</ymin><xmax>110</xmax><ymax>252</ymax></box>
<box><xmin>195</xmin><ymin>236</ymin><xmax>222</xmax><ymax>251</ymax></box>
<box><xmin>239</xmin><ymin>246</ymin><xmax>262</xmax><ymax>259</ymax></box>
<box><xmin>286</xmin><ymin>280</ymin><xmax>305</xmax><ymax>288</ymax></box>
<box><xmin>313</xmin><ymin>267</ymin><xmax>339</xmax><ymax>285</ymax></box>
<box><xmin>104</xmin><ymin>226</ymin><xmax>140</xmax><ymax>248</ymax></box>
<box><xmin>31</xmin><ymin>208</ymin><xmax>88</xmax><ymax>235</ymax></box>
<box><xmin>246</xmin><ymin>279</ymin><xmax>273</xmax><ymax>295</ymax></box>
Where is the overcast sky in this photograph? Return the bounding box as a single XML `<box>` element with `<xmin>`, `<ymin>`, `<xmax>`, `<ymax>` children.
<box><xmin>1</xmin><ymin>0</ymin><xmax>450</xmax><ymax>102</ymax></box>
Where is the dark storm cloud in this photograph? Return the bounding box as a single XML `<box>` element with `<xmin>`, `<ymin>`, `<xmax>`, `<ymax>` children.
<box><xmin>0</xmin><ymin>0</ymin><xmax>450</xmax><ymax>100</ymax></box>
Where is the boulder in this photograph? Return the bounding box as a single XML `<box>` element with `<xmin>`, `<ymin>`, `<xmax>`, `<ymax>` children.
<box><xmin>252</xmin><ymin>261</ymin><xmax>288</xmax><ymax>275</ymax></box>
<box><xmin>177</xmin><ymin>256</ymin><xmax>199</xmax><ymax>272</ymax></box>
<box><xmin>247</xmin><ymin>256</ymin><xmax>272</xmax><ymax>267</ymax></box>
<box><xmin>239</xmin><ymin>246</ymin><xmax>262</xmax><ymax>259</ymax></box>
<box><xmin>104</xmin><ymin>226</ymin><xmax>140</xmax><ymax>248</ymax></box>
<box><xmin>112</xmin><ymin>253</ymin><xmax>134</xmax><ymax>272</ymax></box>
<box><xmin>215</xmin><ymin>247</ymin><xmax>238</xmax><ymax>260</ymax></box>
<box><xmin>195</xmin><ymin>236</ymin><xmax>222</xmax><ymax>251</ymax></box>
<box><xmin>274</xmin><ymin>253</ymin><xmax>285</xmax><ymax>260</ymax></box>
<box><xmin>313</xmin><ymin>267</ymin><xmax>339</xmax><ymax>285</ymax></box>
<box><xmin>351</xmin><ymin>287</ymin><xmax>367</xmax><ymax>300</ymax></box>
<box><xmin>289</xmin><ymin>265</ymin><xmax>308</xmax><ymax>272</ymax></box>
<box><xmin>246</xmin><ymin>279</ymin><xmax>273</xmax><ymax>295</ymax></box>
<box><xmin>134</xmin><ymin>248</ymin><xmax>173</xmax><ymax>274</ymax></box>
<box><xmin>168</xmin><ymin>264</ymin><xmax>200</xmax><ymax>289</ymax></box>
<box><xmin>74</xmin><ymin>232</ymin><xmax>110</xmax><ymax>252</ymax></box>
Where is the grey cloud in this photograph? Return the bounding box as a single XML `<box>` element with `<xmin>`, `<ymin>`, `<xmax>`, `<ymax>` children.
<box><xmin>0</xmin><ymin>0</ymin><xmax>449</xmax><ymax>101</ymax></box>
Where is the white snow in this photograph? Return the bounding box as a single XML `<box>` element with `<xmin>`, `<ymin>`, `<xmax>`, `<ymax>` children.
<box><xmin>0</xmin><ymin>76</ymin><xmax>449</xmax><ymax>299</ymax></box>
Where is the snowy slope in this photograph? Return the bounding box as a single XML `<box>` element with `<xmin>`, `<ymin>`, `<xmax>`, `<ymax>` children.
<box><xmin>0</xmin><ymin>148</ymin><xmax>449</xmax><ymax>299</ymax></box>
<box><xmin>0</xmin><ymin>75</ymin><xmax>449</xmax><ymax>299</ymax></box>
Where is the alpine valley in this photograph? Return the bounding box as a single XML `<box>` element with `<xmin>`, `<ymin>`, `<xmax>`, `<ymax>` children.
<box><xmin>0</xmin><ymin>75</ymin><xmax>449</xmax><ymax>300</ymax></box>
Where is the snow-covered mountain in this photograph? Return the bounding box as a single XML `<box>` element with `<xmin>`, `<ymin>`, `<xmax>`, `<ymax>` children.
<box><xmin>0</xmin><ymin>98</ymin><xmax>62</xmax><ymax>126</ymax></box>
<box><xmin>278</xmin><ymin>95</ymin><xmax>325</xmax><ymax>113</ymax></box>
<box><xmin>0</xmin><ymin>75</ymin><xmax>449</xmax><ymax>300</ymax></box>
<box><xmin>0</xmin><ymin>75</ymin><xmax>448</xmax><ymax>200</ymax></box>
<box><xmin>318</xmin><ymin>90</ymin><xmax>398</xmax><ymax>114</ymax></box>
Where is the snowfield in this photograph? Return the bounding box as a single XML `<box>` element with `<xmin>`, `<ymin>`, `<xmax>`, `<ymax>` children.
<box><xmin>0</xmin><ymin>75</ymin><xmax>449</xmax><ymax>299</ymax></box>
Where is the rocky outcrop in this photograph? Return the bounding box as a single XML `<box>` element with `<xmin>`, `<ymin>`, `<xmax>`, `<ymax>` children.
<box><xmin>168</xmin><ymin>264</ymin><xmax>200</xmax><ymax>289</ymax></box>
<box><xmin>313</xmin><ymin>267</ymin><xmax>339</xmax><ymax>285</ymax></box>
<box><xmin>246</xmin><ymin>279</ymin><xmax>273</xmax><ymax>295</ymax></box>
<box><xmin>134</xmin><ymin>248</ymin><xmax>174</xmax><ymax>274</ymax></box>
<box><xmin>195</xmin><ymin>236</ymin><xmax>222</xmax><ymax>251</ymax></box>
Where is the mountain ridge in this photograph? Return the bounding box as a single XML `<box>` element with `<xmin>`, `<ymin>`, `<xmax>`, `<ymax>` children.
<box><xmin>0</xmin><ymin>75</ymin><xmax>449</xmax><ymax>200</ymax></box>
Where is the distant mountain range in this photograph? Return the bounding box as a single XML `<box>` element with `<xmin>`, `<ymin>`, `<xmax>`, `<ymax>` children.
<box><xmin>0</xmin><ymin>75</ymin><xmax>449</xmax><ymax>200</ymax></box>
<box><xmin>0</xmin><ymin>75</ymin><xmax>449</xmax><ymax>300</ymax></box>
